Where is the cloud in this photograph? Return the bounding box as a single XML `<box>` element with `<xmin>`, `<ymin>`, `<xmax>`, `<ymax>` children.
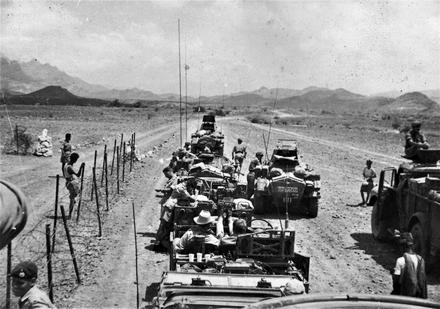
<box><xmin>1</xmin><ymin>0</ymin><xmax>439</xmax><ymax>95</ymax></box>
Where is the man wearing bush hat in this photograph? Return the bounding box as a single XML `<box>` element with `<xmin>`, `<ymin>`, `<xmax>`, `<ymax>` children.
<box><xmin>173</xmin><ymin>210</ymin><xmax>220</xmax><ymax>252</ymax></box>
<box><xmin>405</xmin><ymin>121</ymin><xmax>430</xmax><ymax>161</ymax></box>
<box><xmin>11</xmin><ymin>261</ymin><xmax>56</xmax><ymax>308</ymax></box>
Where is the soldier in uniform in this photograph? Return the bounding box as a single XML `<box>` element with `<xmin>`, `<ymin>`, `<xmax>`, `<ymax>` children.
<box><xmin>246</xmin><ymin>152</ymin><xmax>264</xmax><ymax>199</ymax></box>
<box><xmin>405</xmin><ymin>121</ymin><xmax>430</xmax><ymax>161</ymax></box>
<box><xmin>11</xmin><ymin>261</ymin><xmax>56</xmax><ymax>309</ymax></box>
<box><xmin>232</xmin><ymin>138</ymin><xmax>247</xmax><ymax>172</ymax></box>
<box><xmin>391</xmin><ymin>233</ymin><xmax>427</xmax><ymax>298</ymax></box>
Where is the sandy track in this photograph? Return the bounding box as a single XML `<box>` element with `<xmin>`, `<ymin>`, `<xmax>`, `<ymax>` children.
<box><xmin>63</xmin><ymin>117</ymin><xmax>438</xmax><ymax>306</ymax></box>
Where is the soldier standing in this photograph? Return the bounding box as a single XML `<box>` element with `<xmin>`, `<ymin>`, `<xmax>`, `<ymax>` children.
<box><xmin>246</xmin><ymin>151</ymin><xmax>264</xmax><ymax>199</ymax></box>
<box><xmin>232</xmin><ymin>138</ymin><xmax>247</xmax><ymax>172</ymax></box>
<box><xmin>63</xmin><ymin>153</ymin><xmax>85</xmax><ymax>215</ymax></box>
<box><xmin>60</xmin><ymin>133</ymin><xmax>72</xmax><ymax>174</ymax></box>
<box><xmin>391</xmin><ymin>233</ymin><xmax>427</xmax><ymax>298</ymax></box>
<box><xmin>405</xmin><ymin>121</ymin><xmax>430</xmax><ymax>161</ymax></box>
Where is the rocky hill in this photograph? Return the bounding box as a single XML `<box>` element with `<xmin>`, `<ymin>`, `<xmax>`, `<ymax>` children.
<box><xmin>3</xmin><ymin>86</ymin><xmax>111</xmax><ymax>106</ymax></box>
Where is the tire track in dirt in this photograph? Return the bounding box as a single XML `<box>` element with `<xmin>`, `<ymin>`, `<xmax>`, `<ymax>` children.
<box><xmin>220</xmin><ymin>119</ymin><xmax>439</xmax><ymax>301</ymax></box>
<box><xmin>65</xmin><ymin>122</ymin><xmax>192</xmax><ymax>307</ymax></box>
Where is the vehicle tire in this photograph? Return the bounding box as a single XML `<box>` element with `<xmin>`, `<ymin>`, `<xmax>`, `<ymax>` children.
<box><xmin>410</xmin><ymin>222</ymin><xmax>427</xmax><ymax>260</ymax></box>
<box><xmin>371</xmin><ymin>200</ymin><xmax>389</xmax><ymax>240</ymax></box>
<box><xmin>308</xmin><ymin>198</ymin><xmax>318</xmax><ymax>218</ymax></box>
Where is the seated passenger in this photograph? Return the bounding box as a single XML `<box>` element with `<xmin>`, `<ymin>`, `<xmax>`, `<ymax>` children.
<box><xmin>405</xmin><ymin>121</ymin><xmax>430</xmax><ymax>161</ymax></box>
<box><xmin>155</xmin><ymin>181</ymin><xmax>196</xmax><ymax>251</ymax></box>
<box><xmin>219</xmin><ymin>218</ymin><xmax>248</xmax><ymax>246</ymax></box>
<box><xmin>173</xmin><ymin>210</ymin><xmax>220</xmax><ymax>253</ymax></box>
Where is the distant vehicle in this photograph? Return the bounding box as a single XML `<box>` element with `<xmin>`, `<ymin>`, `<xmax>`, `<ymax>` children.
<box><xmin>190</xmin><ymin>115</ymin><xmax>225</xmax><ymax>156</ymax></box>
<box><xmin>253</xmin><ymin>140</ymin><xmax>321</xmax><ymax>218</ymax></box>
<box><xmin>248</xmin><ymin>293</ymin><xmax>440</xmax><ymax>309</ymax></box>
<box><xmin>153</xmin><ymin>226</ymin><xmax>310</xmax><ymax>309</ymax></box>
<box><xmin>369</xmin><ymin>149</ymin><xmax>440</xmax><ymax>268</ymax></box>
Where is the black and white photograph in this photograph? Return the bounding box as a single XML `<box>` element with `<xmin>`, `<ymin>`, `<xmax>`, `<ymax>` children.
<box><xmin>1</xmin><ymin>0</ymin><xmax>440</xmax><ymax>308</ymax></box>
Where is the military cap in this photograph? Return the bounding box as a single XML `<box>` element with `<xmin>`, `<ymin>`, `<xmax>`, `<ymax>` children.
<box><xmin>237</xmin><ymin>138</ymin><xmax>243</xmax><ymax>143</ymax></box>
<box><xmin>256</xmin><ymin>151</ymin><xmax>264</xmax><ymax>157</ymax></box>
<box><xmin>11</xmin><ymin>261</ymin><xmax>38</xmax><ymax>280</ymax></box>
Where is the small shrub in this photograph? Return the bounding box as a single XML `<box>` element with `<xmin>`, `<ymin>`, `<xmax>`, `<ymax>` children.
<box><xmin>3</xmin><ymin>125</ymin><xmax>34</xmax><ymax>155</ymax></box>
<box><xmin>247</xmin><ymin>114</ymin><xmax>271</xmax><ymax>124</ymax></box>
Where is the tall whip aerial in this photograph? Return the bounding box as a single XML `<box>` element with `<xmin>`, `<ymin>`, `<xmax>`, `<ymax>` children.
<box><xmin>184</xmin><ymin>37</ymin><xmax>189</xmax><ymax>143</ymax></box>
<box><xmin>178</xmin><ymin>19</ymin><xmax>183</xmax><ymax>146</ymax></box>
<box><xmin>265</xmin><ymin>87</ymin><xmax>279</xmax><ymax>160</ymax></box>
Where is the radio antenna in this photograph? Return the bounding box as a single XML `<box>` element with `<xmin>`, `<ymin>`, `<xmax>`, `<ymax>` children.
<box><xmin>178</xmin><ymin>19</ymin><xmax>183</xmax><ymax>146</ymax></box>
<box><xmin>266</xmin><ymin>87</ymin><xmax>279</xmax><ymax>150</ymax></box>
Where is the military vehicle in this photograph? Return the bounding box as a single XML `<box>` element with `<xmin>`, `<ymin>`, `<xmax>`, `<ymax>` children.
<box><xmin>152</xmin><ymin>225</ymin><xmax>310</xmax><ymax>309</ymax></box>
<box><xmin>190</xmin><ymin>115</ymin><xmax>225</xmax><ymax>156</ymax></box>
<box><xmin>369</xmin><ymin>149</ymin><xmax>440</xmax><ymax>268</ymax></box>
<box><xmin>253</xmin><ymin>139</ymin><xmax>321</xmax><ymax>217</ymax></box>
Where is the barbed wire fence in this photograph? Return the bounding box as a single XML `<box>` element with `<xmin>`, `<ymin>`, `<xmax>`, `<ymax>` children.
<box><xmin>1</xmin><ymin>132</ymin><xmax>138</xmax><ymax>308</ymax></box>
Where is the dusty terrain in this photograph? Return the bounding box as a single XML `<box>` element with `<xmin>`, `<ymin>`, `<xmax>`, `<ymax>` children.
<box><xmin>1</xmin><ymin>108</ymin><xmax>439</xmax><ymax>308</ymax></box>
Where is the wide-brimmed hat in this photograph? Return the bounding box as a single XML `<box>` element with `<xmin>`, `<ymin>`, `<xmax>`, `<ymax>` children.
<box><xmin>411</xmin><ymin>121</ymin><xmax>421</xmax><ymax>128</ymax></box>
<box><xmin>256</xmin><ymin>151</ymin><xmax>264</xmax><ymax>157</ymax></box>
<box><xmin>193</xmin><ymin>210</ymin><xmax>215</xmax><ymax>225</ymax></box>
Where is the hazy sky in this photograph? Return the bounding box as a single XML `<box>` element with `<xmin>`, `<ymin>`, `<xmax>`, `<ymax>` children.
<box><xmin>1</xmin><ymin>0</ymin><xmax>439</xmax><ymax>96</ymax></box>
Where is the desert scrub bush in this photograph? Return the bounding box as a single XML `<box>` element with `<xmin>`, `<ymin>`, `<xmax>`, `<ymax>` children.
<box><xmin>247</xmin><ymin>114</ymin><xmax>271</xmax><ymax>124</ymax></box>
<box><xmin>3</xmin><ymin>125</ymin><xmax>34</xmax><ymax>155</ymax></box>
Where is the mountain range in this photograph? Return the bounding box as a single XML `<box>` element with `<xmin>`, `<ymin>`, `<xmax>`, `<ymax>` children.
<box><xmin>1</xmin><ymin>56</ymin><xmax>439</xmax><ymax>114</ymax></box>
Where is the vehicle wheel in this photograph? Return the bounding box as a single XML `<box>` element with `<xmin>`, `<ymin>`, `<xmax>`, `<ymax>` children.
<box><xmin>410</xmin><ymin>222</ymin><xmax>427</xmax><ymax>260</ymax></box>
<box><xmin>371</xmin><ymin>200</ymin><xmax>389</xmax><ymax>240</ymax></box>
<box><xmin>308</xmin><ymin>199</ymin><xmax>318</xmax><ymax>218</ymax></box>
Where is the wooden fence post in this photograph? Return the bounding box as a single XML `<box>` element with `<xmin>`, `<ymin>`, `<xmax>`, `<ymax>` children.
<box><xmin>101</xmin><ymin>144</ymin><xmax>107</xmax><ymax>185</ymax></box>
<box><xmin>60</xmin><ymin>206</ymin><xmax>81</xmax><ymax>283</ymax></box>
<box><xmin>122</xmin><ymin>142</ymin><xmax>126</xmax><ymax>182</ymax></box>
<box><xmin>116</xmin><ymin>146</ymin><xmax>120</xmax><ymax>194</ymax></box>
<box><xmin>6</xmin><ymin>242</ymin><xmax>11</xmax><ymax>309</ymax></box>
<box><xmin>93</xmin><ymin>167</ymin><xmax>102</xmax><ymax>237</ymax></box>
<box><xmin>132</xmin><ymin>201</ymin><xmax>139</xmax><ymax>309</ymax></box>
<box><xmin>130</xmin><ymin>133</ymin><xmax>133</xmax><ymax>173</ymax></box>
<box><xmin>111</xmin><ymin>139</ymin><xmax>116</xmax><ymax>175</ymax></box>
<box><xmin>45</xmin><ymin>224</ymin><xmax>54</xmax><ymax>302</ymax></box>
<box><xmin>75</xmin><ymin>164</ymin><xmax>85</xmax><ymax>221</ymax></box>
<box><xmin>104</xmin><ymin>152</ymin><xmax>109</xmax><ymax>211</ymax></box>
<box><xmin>91</xmin><ymin>150</ymin><xmax>97</xmax><ymax>201</ymax></box>
<box><xmin>52</xmin><ymin>175</ymin><xmax>59</xmax><ymax>253</ymax></box>
<box><xmin>15</xmin><ymin>124</ymin><xmax>19</xmax><ymax>155</ymax></box>
<box><xmin>119</xmin><ymin>133</ymin><xmax>124</xmax><ymax>159</ymax></box>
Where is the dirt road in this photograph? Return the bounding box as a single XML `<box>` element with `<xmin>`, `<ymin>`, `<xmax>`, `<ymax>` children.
<box><xmin>4</xmin><ymin>116</ymin><xmax>438</xmax><ymax>307</ymax></box>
